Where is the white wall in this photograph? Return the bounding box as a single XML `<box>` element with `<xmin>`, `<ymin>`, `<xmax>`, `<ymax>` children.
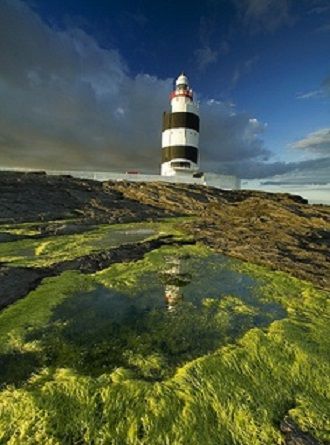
<box><xmin>162</xmin><ymin>128</ymin><xmax>199</xmax><ymax>148</ymax></box>
<box><xmin>160</xmin><ymin>160</ymin><xmax>199</xmax><ymax>176</ymax></box>
<box><xmin>170</xmin><ymin>96</ymin><xmax>199</xmax><ymax>114</ymax></box>
<box><xmin>204</xmin><ymin>172</ymin><xmax>241</xmax><ymax>190</ymax></box>
<box><xmin>0</xmin><ymin>167</ymin><xmax>240</xmax><ymax>189</ymax></box>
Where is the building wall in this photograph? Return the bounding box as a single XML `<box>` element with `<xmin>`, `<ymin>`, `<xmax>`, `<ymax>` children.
<box><xmin>203</xmin><ymin>172</ymin><xmax>241</xmax><ymax>190</ymax></box>
<box><xmin>170</xmin><ymin>97</ymin><xmax>198</xmax><ymax>114</ymax></box>
<box><xmin>0</xmin><ymin>167</ymin><xmax>241</xmax><ymax>189</ymax></box>
<box><xmin>162</xmin><ymin>128</ymin><xmax>199</xmax><ymax>148</ymax></box>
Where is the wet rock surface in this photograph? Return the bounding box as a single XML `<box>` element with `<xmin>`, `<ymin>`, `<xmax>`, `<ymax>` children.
<box><xmin>0</xmin><ymin>236</ymin><xmax>194</xmax><ymax>310</ymax></box>
<box><xmin>112</xmin><ymin>181</ymin><xmax>330</xmax><ymax>290</ymax></box>
<box><xmin>0</xmin><ymin>171</ymin><xmax>329</xmax><ymax>294</ymax></box>
<box><xmin>280</xmin><ymin>417</ymin><xmax>324</xmax><ymax>445</ymax></box>
<box><xmin>0</xmin><ymin>266</ymin><xmax>49</xmax><ymax>310</ymax></box>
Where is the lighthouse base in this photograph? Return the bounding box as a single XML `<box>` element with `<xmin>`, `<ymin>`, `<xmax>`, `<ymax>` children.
<box><xmin>161</xmin><ymin>159</ymin><xmax>199</xmax><ymax>176</ymax></box>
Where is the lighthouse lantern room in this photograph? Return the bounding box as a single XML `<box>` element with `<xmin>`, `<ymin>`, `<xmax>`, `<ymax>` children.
<box><xmin>161</xmin><ymin>73</ymin><xmax>200</xmax><ymax>176</ymax></box>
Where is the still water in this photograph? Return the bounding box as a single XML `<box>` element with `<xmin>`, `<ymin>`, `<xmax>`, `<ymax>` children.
<box><xmin>20</xmin><ymin>252</ymin><xmax>286</xmax><ymax>381</ymax></box>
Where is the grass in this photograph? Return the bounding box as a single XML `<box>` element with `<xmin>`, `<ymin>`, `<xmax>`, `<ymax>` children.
<box><xmin>0</xmin><ymin>244</ymin><xmax>329</xmax><ymax>444</ymax></box>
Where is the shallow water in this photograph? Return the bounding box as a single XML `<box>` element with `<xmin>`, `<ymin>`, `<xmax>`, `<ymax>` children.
<box><xmin>0</xmin><ymin>250</ymin><xmax>328</xmax><ymax>445</ymax></box>
<box><xmin>0</xmin><ymin>226</ymin><xmax>156</xmax><ymax>266</ymax></box>
<box><xmin>90</xmin><ymin>228</ymin><xmax>156</xmax><ymax>249</ymax></box>
<box><xmin>19</xmin><ymin>251</ymin><xmax>286</xmax><ymax>382</ymax></box>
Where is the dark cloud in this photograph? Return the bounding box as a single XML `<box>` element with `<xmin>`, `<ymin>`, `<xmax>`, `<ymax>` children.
<box><xmin>0</xmin><ymin>0</ymin><xmax>328</xmax><ymax>187</ymax></box>
<box><xmin>200</xmin><ymin>103</ymin><xmax>268</xmax><ymax>164</ymax></box>
<box><xmin>0</xmin><ymin>0</ymin><xmax>270</xmax><ymax>175</ymax></box>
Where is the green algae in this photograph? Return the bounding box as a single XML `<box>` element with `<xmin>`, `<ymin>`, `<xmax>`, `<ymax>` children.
<box><xmin>0</xmin><ymin>219</ymin><xmax>78</xmax><ymax>236</ymax></box>
<box><xmin>0</xmin><ymin>245</ymin><xmax>329</xmax><ymax>444</ymax></box>
<box><xmin>0</xmin><ymin>218</ymin><xmax>190</xmax><ymax>267</ymax></box>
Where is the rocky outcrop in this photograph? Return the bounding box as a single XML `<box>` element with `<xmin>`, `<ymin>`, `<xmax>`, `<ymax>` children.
<box><xmin>280</xmin><ymin>417</ymin><xmax>323</xmax><ymax>445</ymax></box>
<box><xmin>0</xmin><ymin>266</ymin><xmax>49</xmax><ymax>310</ymax></box>
<box><xmin>0</xmin><ymin>236</ymin><xmax>194</xmax><ymax>310</ymax></box>
<box><xmin>0</xmin><ymin>172</ymin><xmax>329</xmax><ymax>291</ymax></box>
<box><xmin>111</xmin><ymin>181</ymin><xmax>330</xmax><ymax>290</ymax></box>
<box><xmin>0</xmin><ymin>171</ymin><xmax>175</xmax><ymax>224</ymax></box>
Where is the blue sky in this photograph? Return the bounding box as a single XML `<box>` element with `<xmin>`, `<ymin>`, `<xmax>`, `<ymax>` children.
<box><xmin>0</xmin><ymin>0</ymin><xmax>329</xmax><ymax>202</ymax></box>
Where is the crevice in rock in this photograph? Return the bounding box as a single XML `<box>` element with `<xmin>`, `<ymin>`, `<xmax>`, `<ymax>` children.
<box><xmin>280</xmin><ymin>416</ymin><xmax>325</xmax><ymax>445</ymax></box>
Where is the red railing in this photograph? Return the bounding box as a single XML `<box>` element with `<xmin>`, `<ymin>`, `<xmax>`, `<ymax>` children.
<box><xmin>170</xmin><ymin>90</ymin><xmax>193</xmax><ymax>100</ymax></box>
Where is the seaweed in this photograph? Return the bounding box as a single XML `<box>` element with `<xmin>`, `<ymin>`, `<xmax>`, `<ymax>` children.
<box><xmin>0</xmin><ymin>245</ymin><xmax>329</xmax><ymax>444</ymax></box>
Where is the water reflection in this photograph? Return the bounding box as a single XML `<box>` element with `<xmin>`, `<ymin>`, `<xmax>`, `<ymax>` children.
<box><xmin>3</xmin><ymin>251</ymin><xmax>287</xmax><ymax>383</ymax></box>
<box><xmin>160</xmin><ymin>256</ymin><xmax>191</xmax><ymax>311</ymax></box>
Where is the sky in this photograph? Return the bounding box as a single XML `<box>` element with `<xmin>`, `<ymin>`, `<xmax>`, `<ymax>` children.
<box><xmin>0</xmin><ymin>0</ymin><xmax>329</xmax><ymax>203</ymax></box>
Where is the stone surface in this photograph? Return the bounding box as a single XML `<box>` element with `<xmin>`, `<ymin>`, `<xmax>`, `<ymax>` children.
<box><xmin>280</xmin><ymin>417</ymin><xmax>323</xmax><ymax>445</ymax></box>
<box><xmin>0</xmin><ymin>171</ymin><xmax>175</xmax><ymax>224</ymax></box>
<box><xmin>0</xmin><ymin>172</ymin><xmax>329</xmax><ymax>292</ymax></box>
<box><xmin>0</xmin><ymin>236</ymin><xmax>194</xmax><ymax>310</ymax></box>
<box><xmin>0</xmin><ymin>266</ymin><xmax>48</xmax><ymax>310</ymax></box>
<box><xmin>111</xmin><ymin>181</ymin><xmax>330</xmax><ymax>290</ymax></box>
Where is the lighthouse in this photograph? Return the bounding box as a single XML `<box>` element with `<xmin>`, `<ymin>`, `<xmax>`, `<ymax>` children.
<box><xmin>161</xmin><ymin>73</ymin><xmax>200</xmax><ymax>176</ymax></box>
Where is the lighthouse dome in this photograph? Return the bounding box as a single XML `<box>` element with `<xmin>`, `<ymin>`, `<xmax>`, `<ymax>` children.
<box><xmin>176</xmin><ymin>73</ymin><xmax>188</xmax><ymax>87</ymax></box>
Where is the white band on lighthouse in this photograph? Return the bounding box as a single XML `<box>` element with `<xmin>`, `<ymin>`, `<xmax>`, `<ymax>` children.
<box><xmin>162</xmin><ymin>129</ymin><xmax>199</xmax><ymax>148</ymax></box>
<box><xmin>161</xmin><ymin>73</ymin><xmax>200</xmax><ymax>177</ymax></box>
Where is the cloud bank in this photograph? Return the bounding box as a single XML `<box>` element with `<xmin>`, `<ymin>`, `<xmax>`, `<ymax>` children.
<box><xmin>0</xmin><ymin>0</ymin><xmax>329</xmax><ymax>186</ymax></box>
<box><xmin>291</xmin><ymin>128</ymin><xmax>330</xmax><ymax>155</ymax></box>
<box><xmin>0</xmin><ymin>0</ymin><xmax>272</xmax><ymax>176</ymax></box>
<box><xmin>0</xmin><ymin>0</ymin><xmax>272</xmax><ymax>175</ymax></box>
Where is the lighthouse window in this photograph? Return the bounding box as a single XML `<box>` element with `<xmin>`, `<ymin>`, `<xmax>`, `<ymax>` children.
<box><xmin>171</xmin><ymin>161</ymin><xmax>190</xmax><ymax>168</ymax></box>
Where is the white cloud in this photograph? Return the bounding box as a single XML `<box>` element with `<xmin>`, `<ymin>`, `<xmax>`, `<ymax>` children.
<box><xmin>194</xmin><ymin>46</ymin><xmax>219</xmax><ymax>71</ymax></box>
<box><xmin>233</xmin><ymin>0</ymin><xmax>292</xmax><ymax>33</ymax></box>
<box><xmin>296</xmin><ymin>74</ymin><xmax>330</xmax><ymax>100</ymax></box>
<box><xmin>231</xmin><ymin>56</ymin><xmax>259</xmax><ymax>88</ymax></box>
<box><xmin>291</xmin><ymin>128</ymin><xmax>330</xmax><ymax>155</ymax></box>
<box><xmin>296</xmin><ymin>90</ymin><xmax>323</xmax><ymax>99</ymax></box>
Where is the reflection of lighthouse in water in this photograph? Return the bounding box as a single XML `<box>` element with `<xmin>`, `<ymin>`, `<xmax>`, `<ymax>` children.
<box><xmin>165</xmin><ymin>283</ymin><xmax>183</xmax><ymax>311</ymax></box>
<box><xmin>161</xmin><ymin>256</ymin><xmax>191</xmax><ymax>311</ymax></box>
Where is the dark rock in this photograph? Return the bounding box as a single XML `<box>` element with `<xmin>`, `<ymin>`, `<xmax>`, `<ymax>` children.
<box><xmin>0</xmin><ymin>172</ymin><xmax>177</xmax><ymax>224</ymax></box>
<box><xmin>280</xmin><ymin>416</ymin><xmax>324</xmax><ymax>445</ymax></box>
<box><xmin>111</xmin><ymin>181</ymin><xmax>330</xmax><ymax>290</ymax></box>
<box><xmin>0</xmin><ymin>266</ymin><xmax>48</xmax><ymax>310</ymax></box>
<box><xmin>0</xmin><ymin>171</ymin><xmax>329</xmax><ymax>290</ymax></box>
<box><xmin>0</xmin><ymin>236</ymin><xmax>195</xmax><ymax>310</ymax></box>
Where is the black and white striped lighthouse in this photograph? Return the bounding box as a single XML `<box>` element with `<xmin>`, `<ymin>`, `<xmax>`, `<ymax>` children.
<box><xmin>161</xmin><ymin>73</ymin><xmax>200</xmax><ymax>176</ymax></box>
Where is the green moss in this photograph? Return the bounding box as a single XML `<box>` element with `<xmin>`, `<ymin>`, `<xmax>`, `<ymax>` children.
<box><xmin>0</xmin><ymin>218</ymin><xmax>191</xmax><ymax>267</ymax></box>
<box><xmin>0</xmin><ymin>271</ymin><xmax>93</xmax><ymax>346</ymax></box>
<box><xmin>0</xmin><ymin>219</ymin><xmax>77</xmax><ymax>236</ymax></box>
<box><xmin>96</xmin><ymin>243</ymin><xmax>209</xmax><ymax>290</ymax></box>
<box><xmin>0</xmin><ymin>245</ymin><xmax>329</xmax><ymax>444</ymax></box>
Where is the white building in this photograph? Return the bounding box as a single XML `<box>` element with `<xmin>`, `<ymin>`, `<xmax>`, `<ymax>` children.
<box><xmin>1</xmin><ymin>73</ymin><xmax>240</xmax><ymax>190</ymax></box>
<box><xmin>161</xmin><ymin>73</ymin><xmax>200</xmax><ymax>177</ymax></box>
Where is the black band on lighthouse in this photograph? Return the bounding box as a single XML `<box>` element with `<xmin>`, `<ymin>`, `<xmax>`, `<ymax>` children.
<box><xmin>161</xmin><ymin>146</ymin><xmax>198</xmax><ymax>163</ymax></box>
<box><xmin>162</xmin><ymin>112</ymin><xmax>199</xmax><ymax>132</ymax></box>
